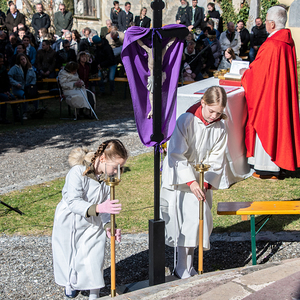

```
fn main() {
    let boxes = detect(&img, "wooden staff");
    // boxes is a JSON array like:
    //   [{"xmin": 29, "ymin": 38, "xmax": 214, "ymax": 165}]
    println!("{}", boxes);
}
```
[
  {"xmin": 110, "ymin": 184, "xmax": 116, "ymax": 297},
  {"xmin": 105, "ymin": 176, "xmax": 120, "ymax": 297},
  {"xmin": 194, "ymin": 163, "xmax": 210, "ymax": 274}
]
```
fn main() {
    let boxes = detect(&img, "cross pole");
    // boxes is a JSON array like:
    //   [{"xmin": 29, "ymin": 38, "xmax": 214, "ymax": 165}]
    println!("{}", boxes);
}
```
[{"xmin": 149, "ymin": 0, "xmax": 188, "ymax": 286}]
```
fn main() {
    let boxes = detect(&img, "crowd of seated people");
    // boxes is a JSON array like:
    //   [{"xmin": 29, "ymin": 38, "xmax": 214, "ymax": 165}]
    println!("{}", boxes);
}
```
[{"xmin": 0, "ymin": 0, "xmax": 264, "ymax": 124}]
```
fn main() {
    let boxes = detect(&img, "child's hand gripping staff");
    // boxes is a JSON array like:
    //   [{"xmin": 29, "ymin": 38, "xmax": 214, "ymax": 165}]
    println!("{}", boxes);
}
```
[
  {"xmin": 193, "ymin": 163, "xmax": 210, "ymax": 275},
  {"xmin": 96, "ymin": 199, "xmax": 122, "ymax": 243}
]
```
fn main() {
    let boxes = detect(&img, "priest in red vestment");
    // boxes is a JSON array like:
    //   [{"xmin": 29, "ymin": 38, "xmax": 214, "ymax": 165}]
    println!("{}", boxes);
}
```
[{"xmin": 241, "ymin": 5, "xmax": 300, "ymax": 179}]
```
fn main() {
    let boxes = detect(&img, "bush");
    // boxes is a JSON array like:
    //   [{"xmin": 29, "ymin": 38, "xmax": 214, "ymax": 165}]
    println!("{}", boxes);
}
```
[
  {"xmin": 220, "ymin": 0, "xmax": 250, "ymax": 27},
  {"xmin": 260, "ymin": 0, "xmax": 279, "ymax": 21},
  {"xmin": 0, "ymin": 0, "xmax": 7, "ymax": 13}
]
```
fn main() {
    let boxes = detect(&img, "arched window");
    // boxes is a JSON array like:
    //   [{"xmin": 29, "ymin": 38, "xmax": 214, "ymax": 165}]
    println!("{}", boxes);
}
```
[{"xmin": 74, "ymin": 0, "xmax": 97, "ymax": 17}]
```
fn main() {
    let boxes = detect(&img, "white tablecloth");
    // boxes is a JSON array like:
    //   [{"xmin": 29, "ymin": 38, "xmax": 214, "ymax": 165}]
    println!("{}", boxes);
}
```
[{"xmin": 176, "ymin": 77, "xmax": 253, "ymax": 189}]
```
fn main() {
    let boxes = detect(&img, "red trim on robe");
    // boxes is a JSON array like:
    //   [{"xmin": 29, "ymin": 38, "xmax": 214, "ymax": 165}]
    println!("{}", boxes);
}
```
[
  {"xmin": 186, "ymin": 103, "xmax": 217, "ymax": 189},
  {"xmin": 186, "ymin": 181, "xmax": 211, "ymax": 190},
  {"xmin": 186, "ymin": 102, "xmax": 221, "ymax": 125}
]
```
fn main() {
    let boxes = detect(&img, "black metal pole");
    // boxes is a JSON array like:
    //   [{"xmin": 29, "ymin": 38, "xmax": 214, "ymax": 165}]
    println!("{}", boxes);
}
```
[{"xmin": 149, "ymin": 0, "xmax": 166, "ymax": 286}]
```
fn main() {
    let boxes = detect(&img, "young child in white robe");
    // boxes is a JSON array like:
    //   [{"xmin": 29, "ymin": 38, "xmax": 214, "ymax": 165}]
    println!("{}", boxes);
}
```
[
  {"xmin": 160, "ymin": 86, "xmax": 228, "ymax": 279},
  {"xmin": 52, "ymin": 139, "xmax": 128, "ymax": 299}
]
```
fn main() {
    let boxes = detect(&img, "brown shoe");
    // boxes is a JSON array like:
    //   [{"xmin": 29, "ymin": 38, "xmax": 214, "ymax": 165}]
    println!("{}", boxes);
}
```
[
  {"xmin": 252, "ymin": 172, "xmax": 261, "ymax": 179},
  {"xmin": 252, "ymin": 172, "xmax": 279, "ymax": 180}
]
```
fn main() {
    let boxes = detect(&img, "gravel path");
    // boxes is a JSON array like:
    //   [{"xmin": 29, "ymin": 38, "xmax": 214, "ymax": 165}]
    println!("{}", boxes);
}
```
[
  {"xmin": 1, "ymin": 119, "xmax": 300, "ymax": 299},
  {"xmin": 2, "ymin": 233, "xmax": 300, "ymax": 299},
  {"xmin": 0, "ymin": 118, "xmax": 151, "ymax": 195}
]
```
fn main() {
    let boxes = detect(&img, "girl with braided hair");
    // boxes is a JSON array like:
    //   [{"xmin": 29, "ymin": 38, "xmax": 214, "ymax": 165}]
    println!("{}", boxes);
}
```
[{"xmin": 52, "ymin": 139, "xmax": 128, "ymax": 299}]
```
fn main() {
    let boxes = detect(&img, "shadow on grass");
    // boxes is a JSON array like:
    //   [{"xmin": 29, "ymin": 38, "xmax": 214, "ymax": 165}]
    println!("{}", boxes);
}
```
[
  {"xmin": 286, "ymin": 168, "xmax": 300, "ymax": 179},
  {"xmin": 0, "ymin": 191, "xmax": 62, "ymax": 216}
]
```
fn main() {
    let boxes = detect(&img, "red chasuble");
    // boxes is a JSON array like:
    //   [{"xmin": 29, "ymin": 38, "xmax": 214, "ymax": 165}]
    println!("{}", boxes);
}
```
[{"xmin": 241, "ymin": 29, "xmax": 300, "ymax": 171}]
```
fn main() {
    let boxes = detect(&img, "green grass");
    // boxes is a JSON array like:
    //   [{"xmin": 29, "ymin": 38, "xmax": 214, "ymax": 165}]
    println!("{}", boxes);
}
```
[
  {"xmin": 1, "ymin": 152, "xmax": 300, "ymax": 236},
  {"xmin": 1, "ymin": 63, "xmax": 300, "ymax": 236},
  {"xmin": 0, "ymin": 152, "xmax": 154, "ymax": 235}
]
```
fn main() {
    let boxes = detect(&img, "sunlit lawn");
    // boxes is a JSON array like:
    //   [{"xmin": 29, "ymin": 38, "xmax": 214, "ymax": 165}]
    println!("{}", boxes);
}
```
[{"xmin": 0, "ymin": 63, "xmax": 299, "ymax": 236}]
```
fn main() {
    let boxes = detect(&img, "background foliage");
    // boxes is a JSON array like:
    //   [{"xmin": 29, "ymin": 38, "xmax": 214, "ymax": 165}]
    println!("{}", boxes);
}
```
[
  {"xmin": 260, "ymin": 0, "xmax": 279, "ymax": 21},
  {"xmin": 0, "ymin": 0, "xmax": 7, "ymax": 13},
  {"xmin": 220, "ymin": 0, "xmax": 250, "ymax": 26}
]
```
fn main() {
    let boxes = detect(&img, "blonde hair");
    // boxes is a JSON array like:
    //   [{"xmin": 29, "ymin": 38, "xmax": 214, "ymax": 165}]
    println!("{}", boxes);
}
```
[
  {"xmin": 202, "ymin": 86, "xmax": 227, "ymax": 120},
  {"xmin": 82, "ymin": 139, "xmax": 128, "ymax": 176}
]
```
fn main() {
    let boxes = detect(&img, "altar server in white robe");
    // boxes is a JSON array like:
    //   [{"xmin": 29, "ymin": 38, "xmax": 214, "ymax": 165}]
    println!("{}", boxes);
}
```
[
  {"xmin": 160, "ymin": 86, "xmax": 228, "ymax": 279},
  {"xmin": 52, "ymin": 139, "xmax": 128, "ymax": 299}
]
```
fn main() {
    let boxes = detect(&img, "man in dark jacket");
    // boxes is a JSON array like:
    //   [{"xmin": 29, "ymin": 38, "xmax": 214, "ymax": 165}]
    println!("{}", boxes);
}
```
[
  {"xmin": 236, "ymin": 20, "xmax": 250, "ymax": 56},
  {"xmin": 36, "ymin": 40, "xmax": 56, "ymax": 78},
  {"xmin": 5, "ymin": 4, "xmax": 25, "ymax": 34},
  {"xmin": 0, "ymin": 9, "xmax": 5, "ymax": 29},
  {"xmin": 93, "ymin": 35, "xmax": 117, "ymax": 95},
  {"xmin": 56, "ymin": 40, "xmax": 76, "ymax": 69},
  {"xmin": 187, "ymin": 0, "xmax": 204, "ymax": 31},
  {"xmin": 0, "ymin": 53, "xmax": 18, "ymax": 123},
  {"xmin": 54, "ymin": 3, "xmax": 73, "ymax": 37},
  {"xmin": 118, "ymin": 2, "xmax": 133, "ymax": 32},
  {"xmin": 183, "ymin": 41, "xmax": 203, "ymax": 81},
  {"xmin": 249, "ymin": 17, "xmax": 268, "ymax": 62},
  {"xmin": 0, "ymin": 31, "xmax": 8, "ymax": 57},
  {"xmin": 176, "ymin": 0, "xmax": 189, "ymax": 26},
  {"xmin": 31, "ymin": 3, "xmax": 50, "ymax": 38}
]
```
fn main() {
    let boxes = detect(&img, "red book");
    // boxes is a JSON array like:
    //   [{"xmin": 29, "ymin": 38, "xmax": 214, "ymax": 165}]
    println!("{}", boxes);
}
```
[{"xmin": 219, "ymin": 79, "xmax": 242, "ymax": 87}]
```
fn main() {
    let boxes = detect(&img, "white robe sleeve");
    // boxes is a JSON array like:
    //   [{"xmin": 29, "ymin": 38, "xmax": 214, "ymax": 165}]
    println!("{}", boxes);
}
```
[
  {"xmin": 205, "ymin": 127, "xmax": 228, "ymax": 188},
  {"xmin": 64, "ymin": 165, "xmax": 93, "ymax": 217},
  {"xmin": 168, "ymin": 113, "xmax": 197, "ymax": 185}
]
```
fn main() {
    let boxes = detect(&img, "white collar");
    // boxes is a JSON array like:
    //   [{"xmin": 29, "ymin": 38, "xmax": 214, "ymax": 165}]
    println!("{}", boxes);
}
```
[{"xmin": 268, "ymin": 29, "xmax": 280, "ymax": 38}]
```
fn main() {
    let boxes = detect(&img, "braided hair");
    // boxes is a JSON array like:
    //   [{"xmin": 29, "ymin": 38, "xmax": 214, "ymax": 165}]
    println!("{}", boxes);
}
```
[{"xmin": 83, "ymin": 139, "xmax": 128, "ymax": 176}]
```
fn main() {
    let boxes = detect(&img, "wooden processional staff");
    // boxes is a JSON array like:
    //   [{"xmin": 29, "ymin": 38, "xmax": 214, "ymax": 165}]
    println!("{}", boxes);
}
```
[
  {"xmin": 105, "ymin": 164, "xmax": 121, "ymax": 297},
  {"xmin": 194, "ymin": 162, "xmax": 210, "ymax": 274}
]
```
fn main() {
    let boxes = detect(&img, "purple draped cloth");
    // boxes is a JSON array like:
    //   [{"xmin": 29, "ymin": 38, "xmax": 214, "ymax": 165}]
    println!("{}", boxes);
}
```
[{"xmin": 121, "ymin": 24, "xmax": 186, "ymax": 147}]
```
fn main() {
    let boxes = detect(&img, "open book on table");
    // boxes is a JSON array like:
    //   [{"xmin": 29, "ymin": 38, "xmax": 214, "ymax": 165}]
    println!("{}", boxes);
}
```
[{"xmin": 224, "ymin": 60, "xmax": 250, "ymax": 80}]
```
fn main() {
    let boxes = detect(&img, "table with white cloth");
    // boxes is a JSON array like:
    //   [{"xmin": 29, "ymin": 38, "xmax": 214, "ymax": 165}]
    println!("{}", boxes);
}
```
[{"xmin": 176, "ymin": 77, "xmax": 253, "ymax": 189}]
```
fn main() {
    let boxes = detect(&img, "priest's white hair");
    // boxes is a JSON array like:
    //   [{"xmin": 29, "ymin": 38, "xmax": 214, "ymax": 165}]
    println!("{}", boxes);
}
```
[{"xmin": 267, "ymin": 6, "xmax": 287, "ymax": 30}]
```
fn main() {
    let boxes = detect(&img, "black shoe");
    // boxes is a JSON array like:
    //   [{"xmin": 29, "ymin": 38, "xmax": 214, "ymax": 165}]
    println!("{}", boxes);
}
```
[{"xmin": 84, "ymin": 114, "xmax": 94, "ymax": 119}]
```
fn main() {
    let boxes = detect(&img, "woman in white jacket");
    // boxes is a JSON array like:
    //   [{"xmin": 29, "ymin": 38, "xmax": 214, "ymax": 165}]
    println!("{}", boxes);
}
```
[
  {"xmin": 52, "ymin": 139, "xmax": 128, "ymax": 299},
  {"xmin": 58, "ymin": 61, "xmax": 96, "ymax": 118},
  {"xmin": 160, "ymin": 86, "xmax": 228, "ymax": 279}
]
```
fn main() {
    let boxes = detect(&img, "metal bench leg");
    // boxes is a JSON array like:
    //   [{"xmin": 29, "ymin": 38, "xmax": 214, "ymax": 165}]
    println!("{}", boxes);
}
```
[
  {"xmin": 250, "ymin": 215, "xmax": 257, "ymax": 265},
  {"xmin": 124, "ymin": 82, "xmax": 127, "ymax": 99}
]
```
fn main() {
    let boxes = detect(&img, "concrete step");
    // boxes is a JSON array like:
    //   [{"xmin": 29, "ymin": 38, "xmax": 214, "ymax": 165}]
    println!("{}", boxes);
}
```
[{"xmin": 98, "ymin": 257, "xmax": 300, "ymax": 299}]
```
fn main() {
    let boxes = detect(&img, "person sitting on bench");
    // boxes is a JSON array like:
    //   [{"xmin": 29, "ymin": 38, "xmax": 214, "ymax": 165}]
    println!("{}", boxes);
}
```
[
  {"xmin": 58, "ymin": 61, "xmax": 96, "ymax": 119},
  {"xmin": 8, "ymin": 53, "xmax": 37, "ymax": 120}
]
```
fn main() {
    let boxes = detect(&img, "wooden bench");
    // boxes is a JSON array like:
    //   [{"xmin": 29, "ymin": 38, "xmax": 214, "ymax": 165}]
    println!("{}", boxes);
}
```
[
  {"xmin": 39, "ymin": 78, "xmax": 101, "ymax": 83},
  {"xmin": 217, "ymin": 201, "xmax": 300, "ymax": 265},
  {"xmin": 5, "ymin": 95, "xmax": 58, "ymax": 124}
]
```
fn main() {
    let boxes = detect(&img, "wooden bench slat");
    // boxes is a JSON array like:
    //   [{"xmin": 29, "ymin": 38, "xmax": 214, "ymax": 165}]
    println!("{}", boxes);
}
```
[
  {"xmin": 217, "ymin": 201, "xmax": 300, "ymax": 215},
  {"xmin": 39, "ymin": 78, "xmax": 101, "ymax": 83},
  {"xmin": 114, "ymin": 77, "xmax": 128, "ymax": 82},
  {"xmin": 6, "ymin": 95, "xmax": 57, "ymax": 104}
]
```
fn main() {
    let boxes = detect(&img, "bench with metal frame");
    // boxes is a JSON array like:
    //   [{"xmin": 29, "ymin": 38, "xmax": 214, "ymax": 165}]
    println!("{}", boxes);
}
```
[{"xmin": 217, "ymin": 200, "xmax": 300, "ymax": 265}]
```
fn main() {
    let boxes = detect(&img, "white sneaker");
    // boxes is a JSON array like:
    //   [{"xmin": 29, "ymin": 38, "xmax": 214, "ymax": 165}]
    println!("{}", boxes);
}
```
[{"xmin": 174, "ymin": 267, "xmax": 191, "ymax": 279}]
